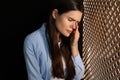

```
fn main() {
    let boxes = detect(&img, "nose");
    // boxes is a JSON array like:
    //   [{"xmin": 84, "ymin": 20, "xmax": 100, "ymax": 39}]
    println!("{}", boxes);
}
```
[{"xmin": 72, "ymin": 22, "xmax": 77, "ymax": 29}]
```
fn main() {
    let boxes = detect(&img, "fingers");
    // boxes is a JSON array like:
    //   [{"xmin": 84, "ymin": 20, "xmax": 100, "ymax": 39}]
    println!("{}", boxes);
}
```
[
  {"xmin": 75, "ymin": 25, "xmax": 80, "ymax": 39},
  {"xmin": 75, "ymin": 25, "xmax": 79, "ymax": 35},
  {"xmin": 70, "ymin": 25, "xmax": 80, "ymax": 47},
  {"xmin": 72, "ymin": 25, "xmax": 78, "ymax": 34}
]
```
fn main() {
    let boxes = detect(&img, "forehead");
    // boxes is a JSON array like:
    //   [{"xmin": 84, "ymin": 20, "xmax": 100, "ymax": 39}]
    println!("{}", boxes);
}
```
[{"xmin": 61, "ymin": 10, "xmax": 82, "ymax": 22}]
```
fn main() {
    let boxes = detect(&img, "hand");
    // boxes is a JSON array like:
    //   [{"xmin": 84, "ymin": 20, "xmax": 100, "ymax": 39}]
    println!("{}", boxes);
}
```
[
  {"xmin": 70, "ymin": 25, "xmax": 80, "ymax": 56},
  {"xmin": 70, "ymin": 25, "xmax": 80, "ymax": 47}
]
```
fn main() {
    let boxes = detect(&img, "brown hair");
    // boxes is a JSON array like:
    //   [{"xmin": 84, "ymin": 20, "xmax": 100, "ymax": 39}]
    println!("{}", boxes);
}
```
[{"xmin": 45, "ymin": 0, "xmax": 84, "ymax": 79}]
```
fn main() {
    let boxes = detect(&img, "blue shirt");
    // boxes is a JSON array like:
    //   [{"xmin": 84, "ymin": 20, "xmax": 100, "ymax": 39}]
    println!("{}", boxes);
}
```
[{"xmin": 23, "ymin": 23, "xmax": 85, "ymax": 80}]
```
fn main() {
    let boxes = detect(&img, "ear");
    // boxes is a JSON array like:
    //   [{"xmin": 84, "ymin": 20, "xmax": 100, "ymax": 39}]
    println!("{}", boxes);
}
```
[{"xmin": 52, "ymin": 9, "xmax": 58, "ymax": 19}]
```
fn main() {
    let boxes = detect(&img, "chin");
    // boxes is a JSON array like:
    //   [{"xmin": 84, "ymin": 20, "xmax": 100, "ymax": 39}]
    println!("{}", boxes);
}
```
[
  {"xmin": 62, "ymin": 32, "xmax": 71, "ymax": 37},
  {"xmin": 64, "ymin": 34, "xmax": 70, "ymax": 37}
]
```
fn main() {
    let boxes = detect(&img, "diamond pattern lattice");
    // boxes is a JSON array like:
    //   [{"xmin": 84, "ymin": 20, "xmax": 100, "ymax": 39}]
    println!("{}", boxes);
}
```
[{"xmin": 82, "ymin": 0, "xmax": 120, "ymax": 80}]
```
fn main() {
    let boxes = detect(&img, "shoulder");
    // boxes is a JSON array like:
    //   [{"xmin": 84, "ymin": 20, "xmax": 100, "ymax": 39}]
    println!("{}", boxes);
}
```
[{"xmin": 24, "ymin": 23, "xmax": 47, "ymax": 46}]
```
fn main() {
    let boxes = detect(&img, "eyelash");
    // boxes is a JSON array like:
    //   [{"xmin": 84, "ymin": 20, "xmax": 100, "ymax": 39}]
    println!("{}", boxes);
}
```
[
  {"xmin": 68, "ymin": 18, "xmax": 73, "ymax": 21},
  {"xmin": 68, "ymin": 18, "xmax": 80, "ymax": 26}
]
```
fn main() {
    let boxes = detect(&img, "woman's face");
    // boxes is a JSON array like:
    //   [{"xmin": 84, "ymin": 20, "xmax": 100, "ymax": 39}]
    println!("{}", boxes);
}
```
[{"xmin": 53, "ymin": 10, "xmax": 82, "ymax": 37}]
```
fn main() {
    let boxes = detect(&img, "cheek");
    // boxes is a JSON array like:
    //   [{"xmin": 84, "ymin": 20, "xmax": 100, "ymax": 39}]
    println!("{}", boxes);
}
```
[
  {"xmin": 61, "ymin": 19, "xmax": 70, "ymax": 28},
  {"xmin": 57, "ymin": 19, "xmax": 67, "ymax": 28},
  {"xmin": 56, "ymin": 16, "xmax": 70, "ymax": 32}
]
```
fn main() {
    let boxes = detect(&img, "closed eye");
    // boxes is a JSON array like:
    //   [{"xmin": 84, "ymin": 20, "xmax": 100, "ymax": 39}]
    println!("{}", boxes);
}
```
[
  {"xmin": 68, "ymin": 17, "xmax": 80, "ymax": 26},
  {"xmin": 68, "ymin": 17, "xmax": 75, "ymax": 22}
]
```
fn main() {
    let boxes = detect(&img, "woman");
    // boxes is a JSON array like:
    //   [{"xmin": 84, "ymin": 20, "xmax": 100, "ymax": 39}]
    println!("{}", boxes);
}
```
[{"xmin": 23, "ymin": 0, "xmax": 85, "ymax": 80}]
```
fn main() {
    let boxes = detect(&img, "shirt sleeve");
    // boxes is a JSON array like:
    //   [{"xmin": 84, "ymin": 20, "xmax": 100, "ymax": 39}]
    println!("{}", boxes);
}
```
[
  {"xmin": 72, "ymin": 53, "xmax": 85, "ymax": 80},
  {"xmin": 23, "ymin": 35, "xmax": 43, "ymax": 80}
]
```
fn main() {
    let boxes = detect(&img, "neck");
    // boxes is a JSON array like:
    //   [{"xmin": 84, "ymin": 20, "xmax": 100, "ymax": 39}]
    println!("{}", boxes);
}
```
[{"xmin": 57, "ymin": 32, "xmax": 61, "ymax": 42}]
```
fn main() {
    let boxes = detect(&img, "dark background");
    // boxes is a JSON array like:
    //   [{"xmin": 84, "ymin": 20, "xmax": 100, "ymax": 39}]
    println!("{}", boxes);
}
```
[
  {"xmin": 1, "ymin": 0, "xmax": 83, "ymax": 80},
  {"xmin": 1, "ymin": 0, "xmax": 48, "ymax": 80}
]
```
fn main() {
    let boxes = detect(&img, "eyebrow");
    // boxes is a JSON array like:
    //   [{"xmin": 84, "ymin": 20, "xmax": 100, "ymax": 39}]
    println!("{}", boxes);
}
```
[{"xmin": 69, "ymin": 17, "xmax": 80, "ymax": 23}]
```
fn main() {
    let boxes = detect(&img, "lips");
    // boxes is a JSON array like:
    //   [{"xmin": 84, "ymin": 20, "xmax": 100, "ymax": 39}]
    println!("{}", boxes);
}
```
[{"xmin": 67, "ymin": 30, "xmax": 72, "ymax": 34}]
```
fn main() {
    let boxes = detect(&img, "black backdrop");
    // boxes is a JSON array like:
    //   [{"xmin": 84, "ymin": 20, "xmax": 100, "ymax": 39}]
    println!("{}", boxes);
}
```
[
  {"xmin": 1, "ymin": 0, "xmax": 48, "ymax": 80},
  {"xmin": 1, "ymin": 0, "xmax": 83, "ymax": 80}
]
